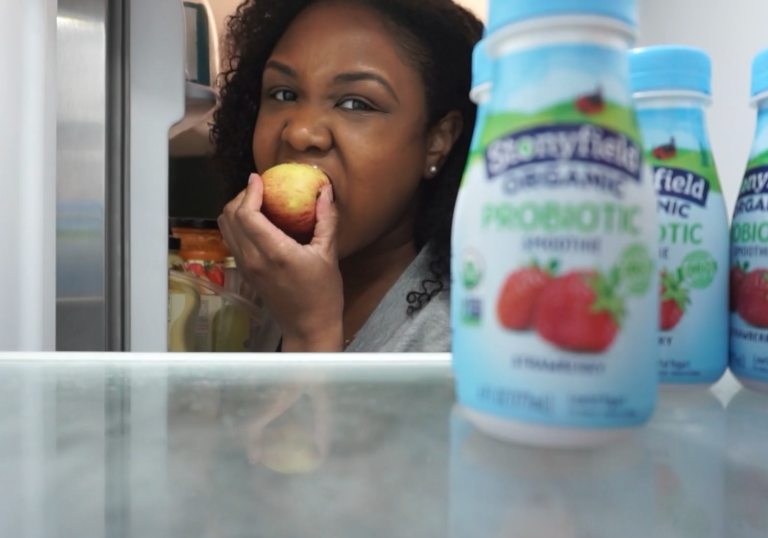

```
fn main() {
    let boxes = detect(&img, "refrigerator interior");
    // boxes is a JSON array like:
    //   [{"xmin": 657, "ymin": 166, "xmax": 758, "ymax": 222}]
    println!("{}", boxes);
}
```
[{"xmin": 43, "ymin": 0, "xmax": 768, "ymax": 351}]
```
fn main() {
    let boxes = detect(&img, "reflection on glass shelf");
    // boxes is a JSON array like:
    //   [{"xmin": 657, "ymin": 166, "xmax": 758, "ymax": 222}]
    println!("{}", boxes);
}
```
[
  {"xmin": 643, "ymin": 389, "xmax": 726, "ymax": 538},
  {"xmin": 450, "ymin": 406, "xmax": 653, "ymax": 538},
  {"xmin": 162, "ymin": 365, "xmax": 454, "ymax": 538},
  {"xmin": 727, "ymin": 390, "xmax": 768, "ymax": 538},
  {"xmin": 0, "ymin": 361, "xmax": 766, "ymax": 537}
]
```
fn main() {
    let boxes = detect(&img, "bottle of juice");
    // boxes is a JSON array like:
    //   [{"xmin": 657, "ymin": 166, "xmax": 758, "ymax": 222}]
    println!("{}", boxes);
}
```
[
  {"xmin": 629, "ymin": 46, "xmax": 728, "ymax": 387},
  {"xmin": 452, "ymin": 36, "xmax": 492, "ymax": 373},
  {"xmin": 730, "ymin": 48, "xmax": 768, "ymax": 395},
  {"xmin": 452, "ymin": 0, "xmax": 658, "ymax": 448}
]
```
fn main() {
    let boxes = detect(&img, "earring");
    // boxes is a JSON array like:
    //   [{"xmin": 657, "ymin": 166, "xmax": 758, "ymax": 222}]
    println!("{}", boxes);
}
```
[{"xmin": 429, "ymin": 165, "xmax": 438, "ymax": 175}]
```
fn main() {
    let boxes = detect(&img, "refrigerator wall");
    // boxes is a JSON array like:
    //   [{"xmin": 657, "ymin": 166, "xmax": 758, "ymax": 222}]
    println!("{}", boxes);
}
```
[
  {"xmin": 0, "ymin": 0, "xmax": 56, "ymax": 351},
  {"xmin": 638, "ymin": 0, "xmax": 768, "ymax": 215}
]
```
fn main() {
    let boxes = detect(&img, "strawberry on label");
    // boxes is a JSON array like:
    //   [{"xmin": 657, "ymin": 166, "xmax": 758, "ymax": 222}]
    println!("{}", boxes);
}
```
[
  {"xmin": 660, "ymin": 270, "xmax": 690, "ymax": 332},
  {"xmin": 737, "ymin": 269, "xmax": 768, "ymax": 328},
  {"xmin": 533, "ymin": 270, "xmax": 625, "ymax": 354},
  {"xmin": 730, "ymin": 263, "xmax": 748, "ymax": 312},
  {"xmin": 497, "ymin": 260, "xmax": 557, "ymax": 331}
]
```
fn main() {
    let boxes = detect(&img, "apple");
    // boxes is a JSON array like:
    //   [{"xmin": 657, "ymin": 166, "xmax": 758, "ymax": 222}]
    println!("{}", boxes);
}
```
[{"xmin": 260, "ymin": 163, "xmax": 331, "ymax": 243}]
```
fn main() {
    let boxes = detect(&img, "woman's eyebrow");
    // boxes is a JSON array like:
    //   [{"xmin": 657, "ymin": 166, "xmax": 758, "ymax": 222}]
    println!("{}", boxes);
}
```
[
  {"xmin": 264, "ymin": 60, "xmax": 298, "ymax": 79},
  {"xmin": 333, "ymin": 71, "xmax": 399, "ymax": 103}
]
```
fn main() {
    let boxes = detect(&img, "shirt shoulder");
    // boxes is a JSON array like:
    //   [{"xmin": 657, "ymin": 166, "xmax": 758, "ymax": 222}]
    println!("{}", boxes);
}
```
[
  {"xmin": 346, "ymin": 246, "xmax": 451, "ymax": 353},
  {"xmin": 380, "ymin": 291, "xmax": 451, "ymax": 352}
]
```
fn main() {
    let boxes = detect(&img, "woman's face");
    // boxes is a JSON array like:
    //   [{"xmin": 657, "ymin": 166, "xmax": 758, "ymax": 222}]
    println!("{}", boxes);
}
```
[{"xmin": 253, "ymin": 0, "xmax": 434, "ymax": 259}]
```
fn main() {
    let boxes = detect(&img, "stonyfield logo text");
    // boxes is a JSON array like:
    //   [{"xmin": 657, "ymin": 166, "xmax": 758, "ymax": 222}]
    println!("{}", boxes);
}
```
[
  {"xmin": 485, "ymin": 124, "xmax": 642, "ymax": 198},
  {"xmin": 739, "ymin": 165, "xmax": 768, "ymax": 198},
  {"xmin": 735, "ymin": 165, "xmax": 768, "ymax": 216},
  {"xmin": 654, "ymin": 167, "xmax": 709, "ymax": 207}
]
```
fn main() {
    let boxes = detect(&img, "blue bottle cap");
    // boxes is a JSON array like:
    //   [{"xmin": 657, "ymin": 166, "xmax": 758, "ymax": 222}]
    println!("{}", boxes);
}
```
[
  {"xmin": 629, "ymin": 46, "xmax": 711, "ymax": 96},
  {"xmin": 487, "ymin": 0, "xmax": 637, "ymax": 35},
  {"xmin": 752, "ymin": 48, "xmax": 768, "ymax": 98},
  {"xmin": 472, "ymin": 39, "xmax": 493, "ymax": 90}
]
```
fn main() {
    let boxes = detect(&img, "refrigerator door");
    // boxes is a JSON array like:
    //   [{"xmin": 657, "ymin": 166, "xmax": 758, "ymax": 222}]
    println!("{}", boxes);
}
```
[
  {"xmin": 57, "ymin": 0, "xmax": 116, "ymax": 351},
  {"xmin": 128, "ymin": 0, "xmax": 185, "ymax": 351},
  {"xmin": 55, "ymin": 0, "xmax": 185, "ymax": 351}
]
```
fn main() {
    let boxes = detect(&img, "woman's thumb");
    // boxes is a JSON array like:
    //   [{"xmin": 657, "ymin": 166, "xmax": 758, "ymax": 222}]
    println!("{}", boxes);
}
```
[{"xmin": 311, "ymin": 185, "xmax": 338, "ymax": 253}]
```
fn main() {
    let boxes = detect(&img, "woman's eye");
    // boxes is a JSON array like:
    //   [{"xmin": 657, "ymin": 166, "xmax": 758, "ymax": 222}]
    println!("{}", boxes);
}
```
[
  {"xmin": 339, "ymin": 98, "xmax": 374, "ymax": 111},
  {"xmin": 273, "ymin": 90, "xmax": 297, "ymax": 102}
]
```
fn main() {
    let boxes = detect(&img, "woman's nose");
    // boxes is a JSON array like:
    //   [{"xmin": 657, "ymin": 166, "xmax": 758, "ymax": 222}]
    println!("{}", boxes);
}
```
[{"xmin": 281, "ymin": 105, "xmax": 332, "ymax": 154}]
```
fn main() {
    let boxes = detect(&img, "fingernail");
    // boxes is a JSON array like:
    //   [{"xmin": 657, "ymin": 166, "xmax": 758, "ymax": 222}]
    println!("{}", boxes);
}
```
[
  {"xmin": 248, "ymin": 173, "xmax": 257, "ymax": 185},
  {"xmin": 326, "ymin": 185, "xmax": 334, "ymax": 202}
]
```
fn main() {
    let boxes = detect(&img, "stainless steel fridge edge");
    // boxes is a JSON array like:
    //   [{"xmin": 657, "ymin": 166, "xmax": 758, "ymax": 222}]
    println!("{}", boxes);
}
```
[
  {"xmin": 57, "ymin": 0, "xmax": 110, "ymax": 351},
  {"xmin": 107, "ymin": 0, "xmax": 129, "ymax": 351}
]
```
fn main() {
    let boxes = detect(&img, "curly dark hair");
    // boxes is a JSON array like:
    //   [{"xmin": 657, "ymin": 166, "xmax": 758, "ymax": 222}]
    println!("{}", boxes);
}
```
[{"xmin": 211, "ymin": 0, "xmax": 483, "ymax": 314}]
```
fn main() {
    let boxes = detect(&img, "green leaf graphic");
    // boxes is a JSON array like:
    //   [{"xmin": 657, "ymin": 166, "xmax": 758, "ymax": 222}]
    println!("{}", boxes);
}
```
[
  {"xmin": 617, "ymin": 243, "xmax": 654, "ymax": 296},
  {"xmin": 680, "ymin": 250, "xmax": 718, "ymax": 290}
]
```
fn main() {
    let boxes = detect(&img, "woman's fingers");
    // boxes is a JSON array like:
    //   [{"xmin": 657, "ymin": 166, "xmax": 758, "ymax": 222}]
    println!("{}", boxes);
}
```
[
  {"xmin": 219, "ymin": 184, "xmax": 250, "ymax": 255},
  {"xmin": 239, "ymin": 173, "xmax": 264, "ymax": 213},
  {"xmin": 236, "ymin": 173, "xmax": 294, "ymax": 256},
  {"xmin": 237, "ymin": 212, "xmax": 288, "ymax": 264},
  {"xmin": 310, "ymin": 185, "xmax": 338, "ymax": 255},
  {"xmin": 218, "ymin": 173, "xmax": 286, "ymax": 269},
  {"xmin": 219, "ymin": 173, "xmax": 265, "ymax": 254},
  {"xmin": 218, "ymin": 207, "xmax": 238, "ymax": 257}
]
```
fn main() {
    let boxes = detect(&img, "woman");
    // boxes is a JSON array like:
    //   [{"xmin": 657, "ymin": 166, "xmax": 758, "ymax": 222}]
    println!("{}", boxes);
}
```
[{"xmin": 214, "ymin": 0, "xmax": 483, "ymax": 352}]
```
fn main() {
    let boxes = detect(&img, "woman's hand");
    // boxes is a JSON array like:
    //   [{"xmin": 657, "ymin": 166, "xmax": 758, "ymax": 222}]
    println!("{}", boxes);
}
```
[{"xmin": 218, "ymin": 173, "xmax": 344, "ymax": 352}]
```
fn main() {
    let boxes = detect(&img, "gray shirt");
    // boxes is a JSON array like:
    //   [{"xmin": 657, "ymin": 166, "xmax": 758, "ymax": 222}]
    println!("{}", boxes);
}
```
[{"xmin": 345, "ymin": 247, "xmax": 451, "ymax": 353}]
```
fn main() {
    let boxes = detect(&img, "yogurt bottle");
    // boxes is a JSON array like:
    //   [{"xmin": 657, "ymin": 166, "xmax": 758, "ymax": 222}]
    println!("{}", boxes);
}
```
[
  {"xmin": 468, "ymin": 38, "xmax": 493, "ymax": 159},
  {"xmin": 730, "ymin": 48, "xmax": 768, "ymax": 395},
  {"xmin": 630, "ymin": 46, "xmax": 729, "ymax": 387},
  {"xmin": 451, "ymin": 0, "xmax": 659, "ymax": 448}
]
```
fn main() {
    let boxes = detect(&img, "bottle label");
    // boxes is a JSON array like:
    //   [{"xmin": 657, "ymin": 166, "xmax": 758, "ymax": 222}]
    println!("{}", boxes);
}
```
[
  {"xmin": 636, "ymin": 107, "xmax": 728, "ymax": 383},
  {"xmin": 452, "ymin": 44, "xmax": 658, "ymax": 429},
  {"xmin": 730, "ymin": 108, "xmax": 768, "ymax": 383}
]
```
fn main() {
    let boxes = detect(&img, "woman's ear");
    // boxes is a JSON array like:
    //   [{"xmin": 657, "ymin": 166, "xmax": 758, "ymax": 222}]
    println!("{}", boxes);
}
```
[{"xmin": 424, "ymin": 110, "xmax": 464, "ymax": 179}]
